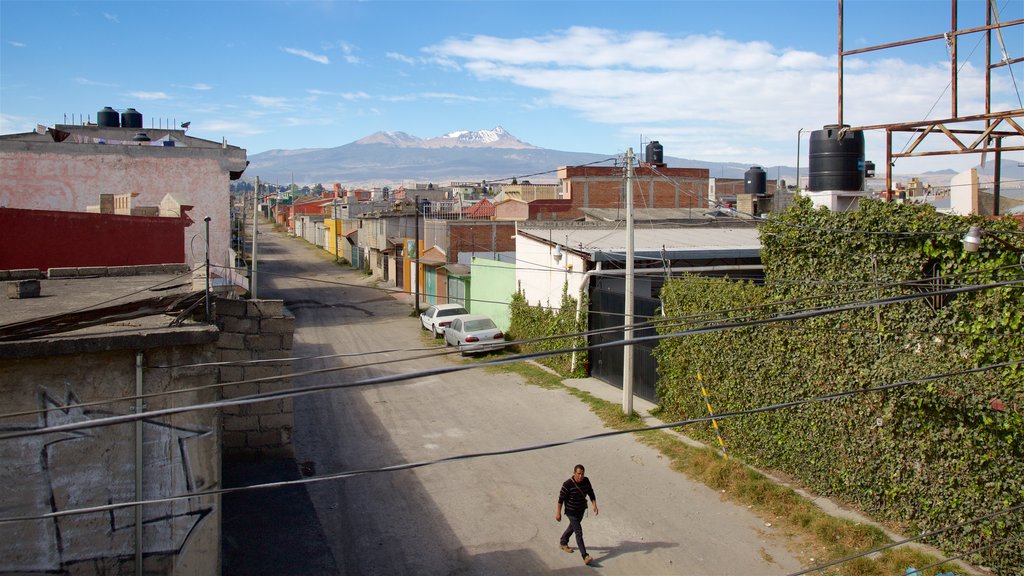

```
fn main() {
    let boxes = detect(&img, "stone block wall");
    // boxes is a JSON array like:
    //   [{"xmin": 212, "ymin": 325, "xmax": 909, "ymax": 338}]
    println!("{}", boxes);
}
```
[{"xmin": 215, "ymin": 298, "xmax": 295, "ymax": 459}]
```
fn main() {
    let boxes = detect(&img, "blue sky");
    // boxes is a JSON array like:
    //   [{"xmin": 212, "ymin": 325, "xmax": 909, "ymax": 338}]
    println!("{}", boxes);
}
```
[{"xmin": 2, "ymin": 0, "xmax": 1021, "ymax": 175}]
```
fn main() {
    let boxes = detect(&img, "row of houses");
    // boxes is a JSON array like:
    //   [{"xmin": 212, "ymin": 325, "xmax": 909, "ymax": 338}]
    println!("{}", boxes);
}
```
[{"xmin": 271, "ymin": 159, "xmax": 778, "ymax": 402}]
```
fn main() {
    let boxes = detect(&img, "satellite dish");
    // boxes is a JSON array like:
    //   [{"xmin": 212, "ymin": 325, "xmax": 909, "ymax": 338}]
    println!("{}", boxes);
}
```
[{"xmin": 180, "ymin": 121, "xmax": 191, "ymax": 129}]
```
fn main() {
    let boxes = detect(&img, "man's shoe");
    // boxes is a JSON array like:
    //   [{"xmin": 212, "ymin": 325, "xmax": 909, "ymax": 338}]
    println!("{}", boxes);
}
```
[
  {"xmin": 583, "ymin": 554, "xmax": 593, "ymax": 565},
  {"xmin": 560, "ymin": 544, "xmax": 573, "ymax": 553}
]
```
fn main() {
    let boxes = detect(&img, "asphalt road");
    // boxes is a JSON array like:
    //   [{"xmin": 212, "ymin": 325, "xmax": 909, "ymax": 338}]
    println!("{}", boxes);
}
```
[{"xmin": 252, "ymin": 228, "xmax": 803, "ymax": 575}]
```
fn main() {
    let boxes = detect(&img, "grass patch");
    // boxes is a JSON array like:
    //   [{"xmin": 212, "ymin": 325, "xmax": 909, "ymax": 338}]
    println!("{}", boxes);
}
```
[{"xmin": 496, "ymin": 360, "xmax": 959, "ymax": 576}]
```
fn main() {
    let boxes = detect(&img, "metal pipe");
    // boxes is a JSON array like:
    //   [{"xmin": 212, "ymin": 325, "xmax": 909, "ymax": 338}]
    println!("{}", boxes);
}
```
[
  {"xmin": 204, "ymin": 216, "xmax": 211, "ymax": 321},
  {"xmin": 886, "ymin": 131, "xmax": 893, "ymax": 202},
  {"xmin": 134, "ymin": 351, "xmax": 144, "ymax": 575},
  {"xmin": 838, "ymin": 0, "xmax": 844, "ymax": 127},
  {"xmin": 994, "ymin": 136, "xmax": 1002, "ymax": 215},
  {"xmin": 841, "ymin": 18, "xmax": 1024, "ymax": 56},
  {"xmin": 952, "ymin": 0, "xmax": 958, "ymax": 117}
]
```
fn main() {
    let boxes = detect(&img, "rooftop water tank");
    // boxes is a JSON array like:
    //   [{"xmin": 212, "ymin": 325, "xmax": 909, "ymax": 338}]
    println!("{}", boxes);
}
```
[
  {"xmin": 808, "ymin": 124, "xmax": 865, "ymax": 192},
  {"xmin": 646, "ymin": 140, "xmax": 664, "ymax": 165},
  {"xmin": 121, "ymin": 108, "xmax": 143, "ymax": 129},
  {"xmin": 744, "ymin": 166, "xmax": 767, "ymax": 196},
  {"xmin": 97, "ymin": 106, "xmax": 120, "ymax": 127}
]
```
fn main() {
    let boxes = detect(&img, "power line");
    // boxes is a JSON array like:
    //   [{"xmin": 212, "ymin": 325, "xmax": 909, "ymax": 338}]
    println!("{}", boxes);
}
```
[
  {"xmin": 789, "ymin": 502, "xmax": 1024, "ymax": 575},
  {"xmin": 5, "ymin": 262, "xmax": 1019, "ymax": 424},
  {"xmin": 902, "ymin": 534, "xmax": 1020, "ymax": 576},
  {"xmin": 0, "ymin": 360, "xmax": 1016, "ymax": 525},
  {"xmin": 1, "ymin": 278, "xmax": 1019, "ymax": 441}
]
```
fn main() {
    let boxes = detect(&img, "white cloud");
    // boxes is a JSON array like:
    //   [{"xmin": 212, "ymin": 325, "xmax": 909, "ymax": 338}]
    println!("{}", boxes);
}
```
[
  {"xmin": 75, "ymin": 77, "xmax": 118, "ymax": 87},
  {"xmin": 421, "ymin": 92, "xmax": 483, "ymax": 103},
  {"xmin": 103, "ymin": 12, "xmax": 119, "ymax": 24},
  {"xmin": 248, "ymin": 95, "xmax": 292, "ymax": 110},
  {"xmin": 386, "ymin": 52, "xmax": 417, "ymax": 65},
  {"xmin": 0, "ymin": 113, "xmax": 34, "ymax": 135},
  {"xmin": 191, "ymin": 83, "xmax": 212, "ymax": 91},
  {"xmin": 425, "ymin": 26, "xmax": 1004, "ymax": 168},
  {"xmin": 332, "ymin": 41, "xmax": 362, "ymax": 64},
  {"xmin": 283, "ymin": 47, "xmax": 330, "ymax": 65},
  {"xmin": 7, "ymin": 41, "xmax": 26, "ymax": 48},
  {"xmin": 128, "ymin": 91, "xmax": 170, "ymax": 101},
  {"xmin": 282, "ymin": 116, "xmax": 335, "ymax": 127},
  {"xmin": 307, "ymin": 89, "xmax": 370, "ymax": 100}
]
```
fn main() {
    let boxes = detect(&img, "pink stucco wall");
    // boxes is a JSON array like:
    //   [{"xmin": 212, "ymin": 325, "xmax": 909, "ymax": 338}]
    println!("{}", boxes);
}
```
[{"xmin": 0, "ymin": 149, "xmax": 235, "ymax": 270}]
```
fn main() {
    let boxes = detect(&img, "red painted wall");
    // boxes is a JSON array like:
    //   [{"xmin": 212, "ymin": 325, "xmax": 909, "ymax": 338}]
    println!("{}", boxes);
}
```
[{"xmin": 0, "ymin": 207, "xmax": 192, "ymax": 271}]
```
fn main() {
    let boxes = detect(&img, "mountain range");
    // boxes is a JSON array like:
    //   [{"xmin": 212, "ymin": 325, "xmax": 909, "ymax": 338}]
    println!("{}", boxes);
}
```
[{"xmin": 245, "ymin": 127, "xmax": 1023, "ymax": 191}]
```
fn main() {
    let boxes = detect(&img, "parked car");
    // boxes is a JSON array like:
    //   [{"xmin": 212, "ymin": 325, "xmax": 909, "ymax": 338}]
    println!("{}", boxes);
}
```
[
  {"xmin": 420, "ymin": 303, "xmax": 469, "ymax": 338},
  {"xmin": 443, "ymin": 314, "xmax": 506, "ymax": 356}
]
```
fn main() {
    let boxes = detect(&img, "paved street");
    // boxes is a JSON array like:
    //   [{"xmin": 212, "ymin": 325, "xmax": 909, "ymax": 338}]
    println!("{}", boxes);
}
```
[{"xmin": 251, "ymin": 228, "xmax": 803, "ymax": 575}]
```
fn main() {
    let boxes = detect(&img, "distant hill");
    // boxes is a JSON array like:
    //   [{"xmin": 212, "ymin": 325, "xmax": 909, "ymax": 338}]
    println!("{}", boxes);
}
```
[
  {"xmin": 245, "ymin": 127, "xmax": 789, "ymax": 187},
  {"xmin": 244, "ymin": 127, "xmax": 1021, "ymax": 190}
]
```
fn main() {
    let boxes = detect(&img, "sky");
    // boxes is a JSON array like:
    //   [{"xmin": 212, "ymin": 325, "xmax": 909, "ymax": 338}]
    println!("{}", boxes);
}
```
[{"xmin": 1, "ymin": 0, "xmax": 1022, "ymax": 177}]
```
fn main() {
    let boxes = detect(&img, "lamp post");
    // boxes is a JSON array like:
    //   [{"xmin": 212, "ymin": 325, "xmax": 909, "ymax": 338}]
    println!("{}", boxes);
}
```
[{"xmin": 796, "ymin": 128, "xmax": 807, "ymax": 194}]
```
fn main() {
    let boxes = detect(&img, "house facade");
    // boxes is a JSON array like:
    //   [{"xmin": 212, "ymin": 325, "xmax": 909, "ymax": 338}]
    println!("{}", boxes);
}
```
[{"xmin": 0, "ymin": 120, "xmax": 247, "ymax": 278}]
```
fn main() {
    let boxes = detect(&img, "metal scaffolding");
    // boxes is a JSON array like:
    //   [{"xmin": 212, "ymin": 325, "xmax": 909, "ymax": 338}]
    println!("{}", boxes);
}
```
[{"xmin": 837, "ymin": 0, "xmax": 1024, "ymax": 211}]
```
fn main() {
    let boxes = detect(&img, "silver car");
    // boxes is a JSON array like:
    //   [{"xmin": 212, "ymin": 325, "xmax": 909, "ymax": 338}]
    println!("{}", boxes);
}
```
[
  {"xmin": 419, "ymin": 303, "xmax": 469, "ymax": 338},
  {"xmin": 443, "ymin": 314, "xmax": 506, "ymax": 356}
]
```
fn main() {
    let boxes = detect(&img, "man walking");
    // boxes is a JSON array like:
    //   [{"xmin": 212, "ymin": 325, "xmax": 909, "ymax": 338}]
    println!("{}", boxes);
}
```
[{"xmin": 556, "ymin": 464, "xmax": 598, "ymax": 565}]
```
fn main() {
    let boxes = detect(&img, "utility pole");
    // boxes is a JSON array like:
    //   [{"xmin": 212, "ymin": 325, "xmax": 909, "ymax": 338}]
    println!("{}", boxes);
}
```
[
  {"xmin": 414, "ymin": 194, "xmax": 421, "ymax": 314},
  {"xmin": 333, "ymin": 199, "xmax": 340, "ymax": 263},
  {"xmin": 252, "ymin": 176, "xmax": 259, "ymax": 299},
  {"xmin": 622, "ymin": 147, "xmax": 635, "ymax": 416}
]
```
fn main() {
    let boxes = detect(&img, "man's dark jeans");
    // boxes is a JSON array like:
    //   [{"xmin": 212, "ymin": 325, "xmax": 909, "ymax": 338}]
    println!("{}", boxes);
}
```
[{"xmin": 559, "ymin": 514, "xmax": 587, "ymax": 558}]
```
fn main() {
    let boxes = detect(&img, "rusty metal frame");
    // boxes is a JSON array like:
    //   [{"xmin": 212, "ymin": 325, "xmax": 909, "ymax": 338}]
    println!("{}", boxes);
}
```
[{"xmin": 837, "ymin": 0, "xmax": 1024, "ymax": 211}]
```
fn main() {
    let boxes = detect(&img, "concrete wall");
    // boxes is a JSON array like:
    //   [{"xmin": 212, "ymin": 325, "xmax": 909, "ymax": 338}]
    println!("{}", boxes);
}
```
[
  {"xmin": 0, "ymin": 144, "xmax": 243, "ymax": 272},
  {"xmin": 514, "ymin": 234, "xmax": 586, "ymax": 312},
  {"xmin": 469, "ymin": 257, "xmax": 515, "ymax": 331},
  {"xmin": 215, "ymin": 299, "xmax": 295, "ymax": 459},
  {"xmin": 0, "ymin": 332, "xmax": 221, "ymax": 575}
]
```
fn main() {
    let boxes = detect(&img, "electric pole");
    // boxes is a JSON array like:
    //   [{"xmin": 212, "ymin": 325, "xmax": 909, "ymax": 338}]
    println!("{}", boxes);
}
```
[
  {"xmin": 623, "ymin": 147, "xmax": 635, "ymax": 415},
  {"xmin": 252, "ymin": 176, "xmax": 259, "ymax": 299}
]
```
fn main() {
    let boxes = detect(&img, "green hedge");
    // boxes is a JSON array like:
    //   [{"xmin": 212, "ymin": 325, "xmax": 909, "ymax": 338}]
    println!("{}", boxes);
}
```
[
  {"xmin": 508, "ymin": 283, "xmax": 589, "ymax": 377},
  {"xmin": 654, "ymin": 198, "xmax": 1023, "ymax": 571}
]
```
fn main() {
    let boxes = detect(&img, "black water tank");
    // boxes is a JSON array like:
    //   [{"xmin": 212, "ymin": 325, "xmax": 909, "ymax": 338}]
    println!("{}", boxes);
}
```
[
  {"xmin": 808, "ymin": 124, "xmax": 864, "ymax": 192},
  {"xmin": 97, "ymin": 106, "xmax": 120, "ymax": 127},
  {"xmin": 121, "ymin": 108, "xmax": 143, "ymax": 129},
  {"xmin": 646, "ymin": 140, "xmax": 664, "ymax": 164},
  {"xmin": 744, "ymin": 166, "xmax": 767, "ymax": 196}
]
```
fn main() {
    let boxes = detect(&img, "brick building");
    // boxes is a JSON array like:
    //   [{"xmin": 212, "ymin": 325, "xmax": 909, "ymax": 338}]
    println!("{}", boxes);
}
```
[{"xmin": 557, "ymin": 164, "xmax": 710, "ymax": 219}]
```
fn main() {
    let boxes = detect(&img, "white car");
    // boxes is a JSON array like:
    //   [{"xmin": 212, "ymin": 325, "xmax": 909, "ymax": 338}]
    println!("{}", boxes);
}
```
[
  {"xmin": 419, "ymin": 303, "xmax": 469, "ymax": 338},
  {"xmin": 443, "ymin": 314, "xmax": 506, "ymax": 356}
]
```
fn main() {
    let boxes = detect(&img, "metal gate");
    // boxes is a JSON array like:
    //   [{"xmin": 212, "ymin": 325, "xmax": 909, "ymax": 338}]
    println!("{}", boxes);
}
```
[
  {"xmin": 425, "ymin": 267, "xmax": 437, "ymax": 305},
  {"xmin": 589, "ymin": 277, "xmax": 661, "ymax": 404}
]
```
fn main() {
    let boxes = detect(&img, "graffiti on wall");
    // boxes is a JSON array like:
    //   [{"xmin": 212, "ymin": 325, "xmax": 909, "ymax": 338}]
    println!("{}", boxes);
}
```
[{"xmin": 0, "ymin": 386, "xmax": 215, "ymax": 572}]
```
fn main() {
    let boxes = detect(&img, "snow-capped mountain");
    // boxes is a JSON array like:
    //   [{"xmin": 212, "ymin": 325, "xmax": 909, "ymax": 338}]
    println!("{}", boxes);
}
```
[{"xmin": 354, "ymin": 127, "xmax": 536, "ymax": 150}]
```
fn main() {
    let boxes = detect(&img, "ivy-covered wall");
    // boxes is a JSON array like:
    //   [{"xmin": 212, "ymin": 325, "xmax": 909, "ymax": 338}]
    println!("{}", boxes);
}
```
[
  {"xmin": 508, "ymin": 283, "xmax": 589, "ymax": 377},
  {"xmin": 654, "ymin": 198, "xmax": 1023, "ymax": 571}
]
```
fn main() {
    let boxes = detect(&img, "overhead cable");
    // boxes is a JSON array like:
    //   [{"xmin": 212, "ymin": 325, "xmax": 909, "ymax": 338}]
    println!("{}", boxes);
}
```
[
  {"xmin": 1, "ymin": 278, "xmax": 1020, "ymax": 441},
  {"xmin": 0, "ymin": 360, "xmax": 1017, "ymax": 525}
]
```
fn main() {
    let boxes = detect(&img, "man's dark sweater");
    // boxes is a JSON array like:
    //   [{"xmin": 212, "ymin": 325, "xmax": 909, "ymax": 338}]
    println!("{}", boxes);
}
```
[{"xmin": 558, "ymin": 476, "xmax": 596, "ymax": 517}]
